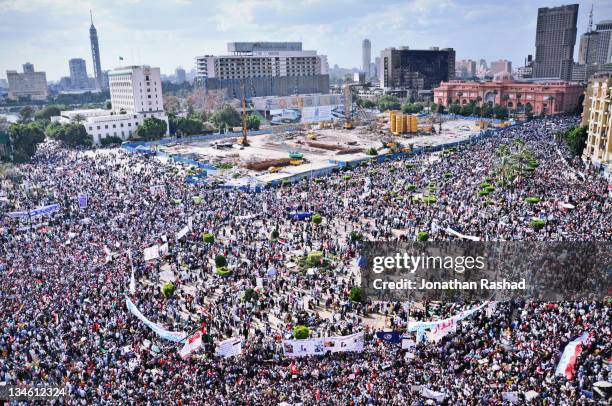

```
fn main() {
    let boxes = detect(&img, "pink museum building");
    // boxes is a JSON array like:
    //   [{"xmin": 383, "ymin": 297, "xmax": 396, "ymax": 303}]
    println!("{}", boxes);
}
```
[{"xmin": 433, "ymin": 73, "xmax": 584, "ymax": 115}]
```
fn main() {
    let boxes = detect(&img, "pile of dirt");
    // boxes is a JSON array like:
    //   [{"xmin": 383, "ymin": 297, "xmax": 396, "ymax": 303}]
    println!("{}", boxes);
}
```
[
  {"xmin": 244, "ymin": 158, "xmax": 294, "ymax": 171},
  {"xmin": 306, "ymin": 142, "xmax": 343, "ymax": 151},
  {"xmin": 336, "ymin": 147, "xmax": 364, "ymax": 155}
]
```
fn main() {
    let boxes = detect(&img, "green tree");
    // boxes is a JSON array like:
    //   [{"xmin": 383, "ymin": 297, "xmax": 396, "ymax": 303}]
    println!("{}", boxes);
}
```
[
  {"xmin": 563, "ymin": 125, "xmax": 588, "ymax": 156},
  {"xmin": 177, "ymin": 117, "xmax": 203, "ymax": 136},
  {"xmin": 377, "ymin": 95, "xmax": 401, "ymax": 112},
  {"xmin": 493, "ymin": 104, "xmax": 509, "ymax": 120},
  {"xmin": 481, "ymin": 104, "xmax": 494, "ymax": 118},
  {"xmin": 44, "ymin": 121, "xmax": 65, "ymax": 140},
  {"xmin": 246, "ymin": 114, "xmax": 261, "ymax": 130},
  {"xmin": 105, "ymin": 101, "xmax": 112, "ymax": 109},
  {"xmin": 357, "ymin": 98, "xmax": 376, "ymax": 109},
  {"xmin": 18, "ymin": 106, "xmax": 35, "ymax": 123},
  {"xmin": 401, "ymin": 103, "xmax": 424, "ymax": 114},
  {"xmin": 57, "ymin": 123, "xmax": 92, "ymax": 147},
  {"xmin": 35, "ymin": 105, "xmax": 64, "ymax": 121},
  {"xmin": 210, "ymin": 104, "xmax": 242, "ymax": 130},
  {"xmin": 449, "ymin": 103, "xmax": 461, "ymax": 115},
  {"xmin": 459, "ymin": 102, "xmax": 475, "ymax": 116},
  {"xmin": 71, "ymin": 114, "xmax": 86, "ymax": 124},
  {"xmin": 136, "ymin": 117, "xmax": 167, "ymax": 141},
  {"xmin": 9, "ymin": 123, "xmax": 45, "ymax": 162}
]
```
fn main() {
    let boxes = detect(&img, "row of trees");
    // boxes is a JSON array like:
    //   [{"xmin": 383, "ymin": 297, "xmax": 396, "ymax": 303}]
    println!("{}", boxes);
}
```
[
  {"xmin": 170, "ymin": 104, "xmax": 261, "ymax": 137},
  {"xmin": 447, "ymin": 101, "xmax": 510, "ymax": 120},
  {"xmin": 561, "ymin": 125, "xmax": 588, "ymax": 156}
]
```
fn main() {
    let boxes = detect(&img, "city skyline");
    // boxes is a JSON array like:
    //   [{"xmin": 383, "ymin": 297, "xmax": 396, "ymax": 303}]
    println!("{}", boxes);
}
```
[{"xmin": 1, "ymin": 0, "xmax": 612, "ymax": 81}]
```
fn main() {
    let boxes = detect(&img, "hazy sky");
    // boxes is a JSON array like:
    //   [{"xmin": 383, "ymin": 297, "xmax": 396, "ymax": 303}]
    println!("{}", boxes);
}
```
[{"xmin": 1, "ymin": 0, "xmax": 611, "ymax": 81}]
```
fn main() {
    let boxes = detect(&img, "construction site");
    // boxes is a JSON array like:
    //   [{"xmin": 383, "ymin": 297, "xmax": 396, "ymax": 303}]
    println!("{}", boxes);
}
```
[{"xmin": 153, "ymin": 85, "xmax": 512, "ymax": 186}]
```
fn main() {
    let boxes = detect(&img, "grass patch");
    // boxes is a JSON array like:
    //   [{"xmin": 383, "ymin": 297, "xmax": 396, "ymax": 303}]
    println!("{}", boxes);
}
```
[
  {"xmin": 529, "ymin": 219, "xmax": 546, "ymax": 230},
  {"xmin": 417, "ymin": 231, "xmax": 429, "ymax": 241}
]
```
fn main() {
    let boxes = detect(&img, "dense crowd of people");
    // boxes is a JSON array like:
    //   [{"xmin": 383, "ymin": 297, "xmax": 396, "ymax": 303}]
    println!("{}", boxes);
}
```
[{"xmin": 0, "ymin": 116, "xmax": 610, "ymax": 404}]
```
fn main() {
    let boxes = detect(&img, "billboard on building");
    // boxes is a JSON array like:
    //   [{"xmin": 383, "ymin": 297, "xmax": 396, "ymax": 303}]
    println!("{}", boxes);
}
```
[{"xmin": 301, "ymin": 105, "xmax": 333, "ymax": 122}]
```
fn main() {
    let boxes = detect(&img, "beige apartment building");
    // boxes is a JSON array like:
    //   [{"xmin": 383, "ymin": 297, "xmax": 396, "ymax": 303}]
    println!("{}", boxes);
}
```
[{"xmin": 582, "ymin": 73, "xmax": 612, "ymax": 172}]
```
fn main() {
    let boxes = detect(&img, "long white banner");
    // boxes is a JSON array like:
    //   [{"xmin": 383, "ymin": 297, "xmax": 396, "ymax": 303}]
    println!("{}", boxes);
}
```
[
  {"xmin": 125, "ymin": 297, "xmax": 187, "ymax": 342},
  {"xmin": 283, "ymin": 332, "xmax": 364, "ymax": 358},
  {"xmin": 407, "ymin": 302, "xmax": 488, "ymax": 333}
]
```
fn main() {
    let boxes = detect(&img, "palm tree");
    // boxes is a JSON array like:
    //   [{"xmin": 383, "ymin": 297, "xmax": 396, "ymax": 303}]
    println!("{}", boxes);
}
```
[
  {"xmin": 510, "ymin": 143, "xmax": 534, "ymax": 178},
  {"xmin": 71, "ymin": 114, "xmax": 86, "ymax": 124}
]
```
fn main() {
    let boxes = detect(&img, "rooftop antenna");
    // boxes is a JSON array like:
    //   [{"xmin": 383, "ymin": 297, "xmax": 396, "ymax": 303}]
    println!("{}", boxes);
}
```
[
  {"xmin": 588, "ymin": 4, "xmax": 593, "ymax": 32},
  {"xmin": 90, "ymin": 9, "xmax": 93, "ymax": 25}
]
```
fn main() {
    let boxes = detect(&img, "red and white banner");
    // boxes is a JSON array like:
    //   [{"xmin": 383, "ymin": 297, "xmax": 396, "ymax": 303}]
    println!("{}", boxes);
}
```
[
  {"xmin": 179, "ymin": 330, "xmax": 203, "ymax": 359},
  {"xmin": 555, "ymin": 332, "xmax": 590, "ymax": 379}
]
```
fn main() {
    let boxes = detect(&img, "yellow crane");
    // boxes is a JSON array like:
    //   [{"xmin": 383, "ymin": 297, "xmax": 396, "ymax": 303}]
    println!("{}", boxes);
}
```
[
  {"xmin": 235, "ymin": 81, "xmax": 250, "ymax": 146},
  {"xmin": 343, "ymin": 83, "xmax": 354, "ymax": 130}
]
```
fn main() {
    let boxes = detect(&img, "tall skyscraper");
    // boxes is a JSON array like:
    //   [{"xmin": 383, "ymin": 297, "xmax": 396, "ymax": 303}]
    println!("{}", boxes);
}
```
[
  {"xmin": 578, "ymin": 31, "xmax": 599, "ymax": 65},
  {"xmin": 69, "ymin": 58, "xmax": 90, "ymax": 89},
  {"xmin": 89, "ymin": 11, "xmax": 103, "ymax": 90},
  {"xmin": 175, "ymin": 67, "xmax": 186, "ymax": 84},
  {"xmin": 594, "ymin": 20, "xmax": 612, "ymax": 64},
  {"xmin": 380, "ymin": 47, "xmax": 455, "ymax": 98},
  {"xmin": 362, "ymin": 39, "xmax": 371, "ymax": 78},
  {"xmin": 533, "ymin": 4, "xmax": 579, "ymax": 80}
]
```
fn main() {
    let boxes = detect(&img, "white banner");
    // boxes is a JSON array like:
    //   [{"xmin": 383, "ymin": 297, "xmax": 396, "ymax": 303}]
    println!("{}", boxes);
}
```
[
  {"xmin": 444, "ymin": 227, "xmax": 480, "ymax": 241},
  {"xmin": 420, "ymin": 387, "xmax": 446, "ymax": 402},
  {"xmin": 125, "ymin": 297, "xmax": 187, "ymax": 342},
  {"xmin": 283, "ymin": 332, "xmax": 364, "ymax": 358},
  {"xmin": 179, "ymin": 330, "xmax": 203, "ymax": 359},
  {"xmin": 215, "ymin": 337, "xmax": 242, "ymax": 358},
  {"xmin": 159, "ymin": 242, "xmax": 169, "ymax": 257},
  {"xmin": 427, "ymin": 319, "xmax": 456, "ymax": 342},
  {"xmin": 143, "ymin": 245, "xmax": 160, "ymax": 261},
  {"xmin": 401, "ymin": 338, "xmax": 416, "ymax": 351},
  {"xmin": 406, "ymin": 302, "xmax": 487, "ymax": 333},
  {"xmin": 176, "ymin": 226, "xmax": 189, "ymax": 240}
]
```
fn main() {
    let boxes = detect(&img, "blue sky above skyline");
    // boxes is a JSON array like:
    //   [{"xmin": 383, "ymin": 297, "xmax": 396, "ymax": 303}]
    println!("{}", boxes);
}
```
[{"xmin": 1, "ymin": 0, "xmax": 611, "ymax": 81}]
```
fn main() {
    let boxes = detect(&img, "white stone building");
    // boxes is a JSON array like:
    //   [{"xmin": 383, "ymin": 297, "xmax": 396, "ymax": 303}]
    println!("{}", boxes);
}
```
[{"xmin": 52, "ymin": 65, "xmax": 168, "ymax": 145}]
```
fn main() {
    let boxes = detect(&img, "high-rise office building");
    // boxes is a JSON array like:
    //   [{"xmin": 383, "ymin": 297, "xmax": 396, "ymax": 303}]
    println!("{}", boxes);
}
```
[
  {"xmin": 578, "ymin": 31, "xmax": 599, "ymax": 65},
  {"xmin": 380, "ymin": 47, "xmax": 455, "ymax": 98},
  {"xmin": 89, "ymin": 11, "xmax": 104, "ymax": 90},
  {"xmin": 594, "ymin": 20, "xmax": 612, "ymax": 65},
  {"xmin": 69, "ymin": 58, "xmax": 90, "ymax": 90},
  {"xmin": 195, "ymin": 42, "xmax": 329, "ymax": 98},
  {"xmin": 6, "ymin": 63, "xmax": 48, "ymax": 100},
  {"xmin": 175, "ymin": 67, "xmax": 186, "ymax": 84},
  {"xmin": 533, "ymin": 4, "xmax": 579, "ymax": 80},
  {"xmin": 362, "ymin": 39, "xmax": 371, "ymax": 78}
]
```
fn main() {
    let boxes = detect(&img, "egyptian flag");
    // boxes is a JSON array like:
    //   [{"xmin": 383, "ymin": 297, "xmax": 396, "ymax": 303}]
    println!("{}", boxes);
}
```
[{"xmin": 555, "ymin": 332, "xmax": 591, "ymax": 379}]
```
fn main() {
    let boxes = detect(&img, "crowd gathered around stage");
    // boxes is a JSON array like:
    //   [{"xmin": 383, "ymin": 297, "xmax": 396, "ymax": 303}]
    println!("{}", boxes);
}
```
[{"xmin": 0, "ymin": 116, "xmax": 611, "ymax": 404}]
